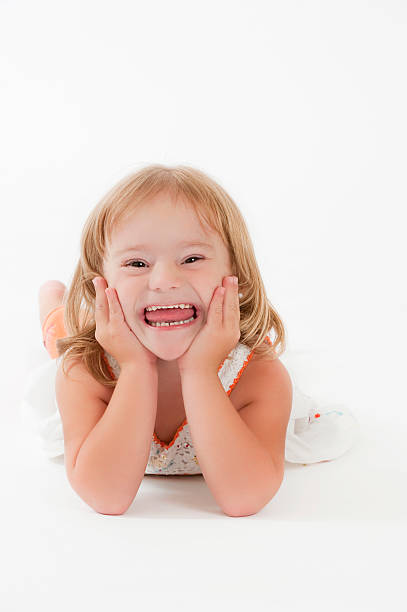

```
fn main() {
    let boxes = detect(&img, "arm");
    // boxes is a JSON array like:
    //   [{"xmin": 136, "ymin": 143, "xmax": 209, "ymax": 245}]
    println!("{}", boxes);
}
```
[
  {"xmin": 180, "ymin": 368, "xmax": 284, "ymax": 517},
  {"xmin": 71, "ymin": 364, "xmax": 158, "ymax": 515}
]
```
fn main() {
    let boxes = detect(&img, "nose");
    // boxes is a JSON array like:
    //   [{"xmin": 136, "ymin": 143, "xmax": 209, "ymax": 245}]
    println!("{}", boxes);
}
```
[{"xmin": 148, "ymin": 264, "xmax": 183, "ymax": 292}]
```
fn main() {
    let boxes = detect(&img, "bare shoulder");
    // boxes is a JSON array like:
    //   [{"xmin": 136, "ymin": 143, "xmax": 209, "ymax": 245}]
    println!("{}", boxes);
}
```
[
  {"xmin": 55, "ymin": 357, "xmax": 113, "ymax": 477},
  {"xmin": 55, "ymin": 356, "xmax": 112, "ymax": 404},
  {"xmin": 254, "ymin": 354, "xmax": 291, "ymax": 386},
  {"xmin": 231, "ymin": 352, "xmax": 292, "ymax": 412}
]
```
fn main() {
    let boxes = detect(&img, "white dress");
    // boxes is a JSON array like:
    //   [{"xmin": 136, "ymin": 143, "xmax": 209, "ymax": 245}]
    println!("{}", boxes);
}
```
[{"xmin": 19, "ymin": 338, "xmax": 360, "ymax": 475}]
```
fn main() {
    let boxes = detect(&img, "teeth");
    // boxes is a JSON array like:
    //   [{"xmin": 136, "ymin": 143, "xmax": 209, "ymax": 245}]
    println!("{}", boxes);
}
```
[
  {"xmin": 147, "ymin": 315, "xmax": 195, "ymax": 327},
  {"xmin": 145, "ymin": 303, "xmax": 194, "ymax": 312}
]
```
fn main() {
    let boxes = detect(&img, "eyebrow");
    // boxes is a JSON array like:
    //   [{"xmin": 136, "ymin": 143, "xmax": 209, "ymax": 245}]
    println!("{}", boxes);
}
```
[{"xmin": 113, "ymin": 240, "xmax": 214, "ymax": 256}]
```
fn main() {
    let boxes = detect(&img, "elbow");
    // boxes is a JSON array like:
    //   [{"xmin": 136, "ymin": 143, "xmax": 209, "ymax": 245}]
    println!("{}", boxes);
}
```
[
  {"xmin": 222, "ymin": 506, "xmax": 261, "ymax": 518},
  {"xmin": 82, "ymin": 496, "xmax": 134, "ymax": 516},
  {"xmin": 94, "ymin": 505, "xmax": 129, "ymax": 516},
  {"xmin": 221, "ymin": 472, "xmax": 284, "ymax": 517},
  {"xmin": 91, "ymin": 496, "xmax": 135, "ymax": 515},
  {"xmin": 69, "ymin": 473, "xmax": 137, "ymax": 516},
  {"xmin": 91, "ymin": 490, "xmax": 138, "ymax": 515},
  {"xmin": 221, "ymin": 497, "xmax": 271, "ymax": 517}
]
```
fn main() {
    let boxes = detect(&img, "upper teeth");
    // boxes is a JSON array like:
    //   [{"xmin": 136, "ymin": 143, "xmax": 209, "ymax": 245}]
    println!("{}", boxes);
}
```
[{"xmin": 145, "ymin": 303, "xmax": 194, "ymax": 312}]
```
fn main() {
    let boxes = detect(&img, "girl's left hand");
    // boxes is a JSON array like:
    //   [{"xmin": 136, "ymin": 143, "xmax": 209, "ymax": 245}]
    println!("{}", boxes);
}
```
[{"xmin": 177, "ymin": 275, "xmax": 241, "ymax": 376}]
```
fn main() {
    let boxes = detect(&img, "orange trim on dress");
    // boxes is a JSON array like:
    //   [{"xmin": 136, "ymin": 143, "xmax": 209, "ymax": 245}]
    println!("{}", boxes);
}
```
[{"xmin": 101, "ymin": 352, "xmax": 117, "ymax": 382}]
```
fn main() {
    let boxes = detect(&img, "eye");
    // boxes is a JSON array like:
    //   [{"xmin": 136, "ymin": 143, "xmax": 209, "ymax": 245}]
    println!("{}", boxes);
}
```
[
  {"xmin": 124, "ymin": 260, "xmax": 146, "ymax": 268},
  {"xmin": 184, "ymin": 256, "xmax": 203, "ymax": 264},
  {"xmin": 124, "ymin": 256, "xmax": 204, "ymax": 268}
]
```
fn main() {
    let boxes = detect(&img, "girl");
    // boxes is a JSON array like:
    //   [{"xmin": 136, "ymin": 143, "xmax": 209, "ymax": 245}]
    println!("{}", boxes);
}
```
[{"xmin": 21, "ymin": 164, "xmax": 359, "ymax": 516}]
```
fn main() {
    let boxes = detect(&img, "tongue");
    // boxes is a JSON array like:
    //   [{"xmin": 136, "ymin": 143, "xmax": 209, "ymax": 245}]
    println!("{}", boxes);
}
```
[{"xmin": 145, "ymin": 307, "xmax": 195, "ymax": 323}]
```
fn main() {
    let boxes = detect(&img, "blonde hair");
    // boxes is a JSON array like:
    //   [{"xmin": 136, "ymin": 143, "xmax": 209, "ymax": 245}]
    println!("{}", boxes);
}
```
[{"xmin": 56, "ymin": 164, "xmax": 287, "ymax": 387}]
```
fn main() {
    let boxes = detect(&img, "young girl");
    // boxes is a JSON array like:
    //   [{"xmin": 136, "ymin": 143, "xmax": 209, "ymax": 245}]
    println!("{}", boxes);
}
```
[{"xmin": 21, "ymin": 164, "xmax": 359, "ymax": 516}]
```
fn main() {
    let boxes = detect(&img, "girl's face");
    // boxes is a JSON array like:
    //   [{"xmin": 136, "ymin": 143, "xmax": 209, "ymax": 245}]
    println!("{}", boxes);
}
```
[{"xmin": 102, "ymin": 191, "xmax": 234, "ymax": 363}]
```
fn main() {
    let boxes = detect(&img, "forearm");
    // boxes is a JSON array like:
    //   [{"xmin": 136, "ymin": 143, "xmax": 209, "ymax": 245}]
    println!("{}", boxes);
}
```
[
  {"xmin": 180, "ymin": 369, "xmax": 279, "ymax": 516},
  {"xmin": 72, "ymin": 364, "xmax": 158, "ymax": 514}
]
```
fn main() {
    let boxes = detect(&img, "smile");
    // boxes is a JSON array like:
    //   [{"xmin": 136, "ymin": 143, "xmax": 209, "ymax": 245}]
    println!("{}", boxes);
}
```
[{"xmin": 141, "ymin": 305, "xmax": 200, "ymax": 331}]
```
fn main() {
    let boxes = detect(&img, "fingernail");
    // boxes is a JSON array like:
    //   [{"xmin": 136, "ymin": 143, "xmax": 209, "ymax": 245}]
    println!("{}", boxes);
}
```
[
  {"xmin": 232, "ymin": 276, "xmax": 238, "ymax": 285},
  {"xmin": 92, "ymin": 278, "xmax": 97, "ymax": 287}
]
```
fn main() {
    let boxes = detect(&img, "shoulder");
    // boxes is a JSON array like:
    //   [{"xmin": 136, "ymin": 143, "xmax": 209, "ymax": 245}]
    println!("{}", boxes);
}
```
[
  {"xmin": 56, "ymin": 356, "xmax": 113, "ymax": 404},
  {"xmin": 232, "ymin": 351, "xmax": 292, "ymax": 412},
  {"xmin": 247, "ymin": 353, "xmax": 292, "ymax": 394}
]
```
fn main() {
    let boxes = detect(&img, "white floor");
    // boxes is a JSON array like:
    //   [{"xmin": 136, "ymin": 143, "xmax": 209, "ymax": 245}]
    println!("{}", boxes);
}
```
[{"xmin": 2, "ymin": 335, "xmax": 406, "ymax": 611}]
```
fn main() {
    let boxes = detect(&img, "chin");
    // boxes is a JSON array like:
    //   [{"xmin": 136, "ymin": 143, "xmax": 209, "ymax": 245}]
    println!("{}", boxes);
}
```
[
  {"xmin": 145, "ymin": 334, "xmax": 197, "ymax": 362},
  {"xmin": 152, "ymin": 342, "xmax": 192, "ymax": 361}
]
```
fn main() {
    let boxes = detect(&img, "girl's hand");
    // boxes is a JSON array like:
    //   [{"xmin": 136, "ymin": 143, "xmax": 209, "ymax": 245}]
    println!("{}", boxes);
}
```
[
  {"xmin": 177, "ymin": 276, "xmax": 241, "ymax": 376},
  {"xmin": 92, "ymin": 277, "xmax": 158, "ymax": 370}
]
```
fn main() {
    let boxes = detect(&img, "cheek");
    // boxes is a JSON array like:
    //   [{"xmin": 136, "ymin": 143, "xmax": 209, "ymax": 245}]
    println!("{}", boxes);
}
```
[
  {"xmin": 115, "ymin": 278, "xmax": 139, "ymax": 299},
  {"xmin": 114, "ymin": 291, "xmax": 137, "ymax": 316}
]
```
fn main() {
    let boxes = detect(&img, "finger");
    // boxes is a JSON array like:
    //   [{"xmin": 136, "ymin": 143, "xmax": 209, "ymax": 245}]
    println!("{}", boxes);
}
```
[
  {"xmin": 105, "ymin": 286, "xmax": 124, "ymax": 321},
  {"xmin": 225, "ymin": 276, "xmax": 240, "ymax": 326},
  {"xmin": 208, "ymin": 285, "xmax": 225, "ymax": 326},
  {"xmin": 92, "ymin": 277, "xmax": 108, "ymax": 325}
]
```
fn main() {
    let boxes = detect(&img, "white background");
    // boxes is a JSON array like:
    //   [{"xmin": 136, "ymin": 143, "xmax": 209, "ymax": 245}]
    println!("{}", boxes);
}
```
[{"xmin": 1, "ymin": 1, "xmax": 406, "ymax": 611}]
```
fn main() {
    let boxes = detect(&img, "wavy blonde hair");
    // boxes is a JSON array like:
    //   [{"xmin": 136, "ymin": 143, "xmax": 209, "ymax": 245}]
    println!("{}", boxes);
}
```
[{"xmin": 56, "ymin": 164, "xmax": 287, "ymax": 387}]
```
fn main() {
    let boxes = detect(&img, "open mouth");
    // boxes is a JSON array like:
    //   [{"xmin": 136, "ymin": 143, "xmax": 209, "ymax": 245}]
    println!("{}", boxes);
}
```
[{"xmin": 143, "ymin": 305, "xmax": 199, "ymax": 330}]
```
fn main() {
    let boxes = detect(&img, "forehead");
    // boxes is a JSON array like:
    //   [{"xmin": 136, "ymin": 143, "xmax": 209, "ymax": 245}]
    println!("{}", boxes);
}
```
[{"xmin": 107, "ymin": 192, "xmax": 226, "ymax": 255}]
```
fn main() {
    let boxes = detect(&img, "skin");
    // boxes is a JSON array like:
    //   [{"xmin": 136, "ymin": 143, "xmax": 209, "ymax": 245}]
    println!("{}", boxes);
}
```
[{"xmin": 102, "ymin": 190, "xmax": 235, "ymax": 379}]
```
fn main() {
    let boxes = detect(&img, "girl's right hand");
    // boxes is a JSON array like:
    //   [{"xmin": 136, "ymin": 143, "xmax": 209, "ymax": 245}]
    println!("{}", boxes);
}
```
[{"xmin": 92, "ymin": 276, "xmax": 158, "ymax": 370}]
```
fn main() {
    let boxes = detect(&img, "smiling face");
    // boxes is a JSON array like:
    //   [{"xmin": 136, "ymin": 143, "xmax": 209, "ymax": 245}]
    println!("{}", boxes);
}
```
[{"xmin": 102, "ymin": 190, "xmax": 234, "ymax": 366}]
